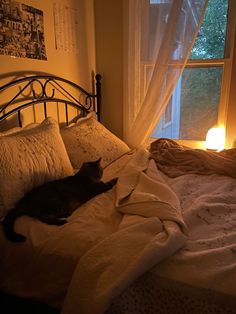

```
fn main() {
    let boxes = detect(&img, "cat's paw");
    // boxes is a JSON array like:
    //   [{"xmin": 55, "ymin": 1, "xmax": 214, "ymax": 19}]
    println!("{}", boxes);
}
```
[
  {"xmin": 110, "ymin": 177, "xmax": 118, "ymax": 186},
  {"xmin": 63, "ymin": 213, "xmax": 71, "ymax": 218},
  {"xmin": 56, "ymin": 219, "xmax": 68, "ymax": 225},
  {"xmin": 9, "ymin": 233, "xmax": 26, "ymax": 243}
]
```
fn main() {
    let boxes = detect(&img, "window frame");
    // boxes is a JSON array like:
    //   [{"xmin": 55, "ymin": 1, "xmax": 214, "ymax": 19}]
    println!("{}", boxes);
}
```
[{"xmin": 151, "ymin": 0, "xmax": 236, "ymax": 148}]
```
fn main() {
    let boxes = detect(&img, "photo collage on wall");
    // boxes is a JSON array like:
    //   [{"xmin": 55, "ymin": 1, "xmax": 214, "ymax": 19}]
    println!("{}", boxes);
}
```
[{"xmin": 0, "ymin": 0, "xmax": 47, "ymax": 60}]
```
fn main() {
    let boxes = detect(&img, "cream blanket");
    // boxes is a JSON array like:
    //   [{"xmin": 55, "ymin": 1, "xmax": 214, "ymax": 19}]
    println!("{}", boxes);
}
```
[
  {"xmin": 62, "ymin": 149, "xmax": 187, "ymax": 314},
  {"xmin": 150, "ymin": 138, "xmax": 236, "ymax": 178}
]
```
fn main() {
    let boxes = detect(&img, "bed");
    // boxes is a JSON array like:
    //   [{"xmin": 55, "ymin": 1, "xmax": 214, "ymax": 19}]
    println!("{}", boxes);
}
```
[{"xmin": 1, "ymin": 74, "xmax": 236, "ymax": 314}]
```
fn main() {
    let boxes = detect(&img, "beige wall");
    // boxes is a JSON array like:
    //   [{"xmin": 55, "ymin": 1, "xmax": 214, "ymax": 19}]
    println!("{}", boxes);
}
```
[
  {"xmin": 94, "ymin": 0, "xmax": 123, "ymax": 138},
  {"xmin": 0, "ymin": 0, "xmax": 96, "ymax": 90}
]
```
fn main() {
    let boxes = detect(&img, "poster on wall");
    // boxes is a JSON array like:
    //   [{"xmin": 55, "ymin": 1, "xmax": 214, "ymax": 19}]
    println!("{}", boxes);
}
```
[{"xmin": 0, "ymin": 0, "xmax": 47, "ymax": 60}]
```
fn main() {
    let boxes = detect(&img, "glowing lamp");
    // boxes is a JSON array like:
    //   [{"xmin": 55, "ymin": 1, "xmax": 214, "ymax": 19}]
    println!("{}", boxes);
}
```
[{"xmin": 205, "ymin": 127, "xmax": 225, "ymax": 151}]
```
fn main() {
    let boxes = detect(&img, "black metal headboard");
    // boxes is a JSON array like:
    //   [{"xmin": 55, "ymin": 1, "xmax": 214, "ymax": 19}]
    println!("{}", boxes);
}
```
[{"xmin": 0, "ymin": 74, "xmax": 102, "ymax": 127}]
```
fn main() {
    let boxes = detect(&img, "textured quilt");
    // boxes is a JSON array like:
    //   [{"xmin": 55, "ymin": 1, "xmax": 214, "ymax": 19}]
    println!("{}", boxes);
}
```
[{"xmin": 61, "ymin": 149, "xmax": 187, "ymax": 314}]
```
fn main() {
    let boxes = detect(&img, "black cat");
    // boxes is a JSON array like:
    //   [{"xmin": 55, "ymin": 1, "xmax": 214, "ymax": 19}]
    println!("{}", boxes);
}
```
[{"xmin": 2, "ymin": 158, "xmax": 118, "ymax": 243}]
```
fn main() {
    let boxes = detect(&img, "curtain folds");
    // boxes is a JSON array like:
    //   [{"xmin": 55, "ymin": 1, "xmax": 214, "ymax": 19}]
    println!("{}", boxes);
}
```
[{"xmin": 123, "ymin": 0, "xmax": 208, "ymax": 148}]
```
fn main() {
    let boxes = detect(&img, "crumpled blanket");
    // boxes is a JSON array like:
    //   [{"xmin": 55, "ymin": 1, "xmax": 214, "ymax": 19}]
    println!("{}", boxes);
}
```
[
  {"xmin": 150, "ymin": 138, "xmax": 236, "ymax": 178},
  {"xmin": 61, "ymin": 149, "xmax": 187, "ymax": 314}
]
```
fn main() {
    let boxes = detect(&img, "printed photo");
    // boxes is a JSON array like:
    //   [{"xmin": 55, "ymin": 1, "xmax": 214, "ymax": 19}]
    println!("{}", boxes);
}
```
[{"xmin": 0, "ymin": 0, "xmax": 47, "ymax": 60}]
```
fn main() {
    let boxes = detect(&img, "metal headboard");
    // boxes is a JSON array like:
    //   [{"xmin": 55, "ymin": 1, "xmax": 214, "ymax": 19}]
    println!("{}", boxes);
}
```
[{"xmin": 0, "ymin": 74, "xmax": 102, "ymax": 127}]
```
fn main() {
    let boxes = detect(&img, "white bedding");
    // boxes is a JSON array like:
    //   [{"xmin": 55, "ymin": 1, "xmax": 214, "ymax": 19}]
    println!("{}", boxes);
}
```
[
  {"xmin": 0, "ymin": 151, "xmax": 134, "ymax": 308},
  {"xmin": 151, "ymin": 171, "xmax": 236, "ymax": 296},
  {"xmin": 62, "ymin": 149, "xmax": 187, "ymax": 314},
  {"xmin": 1, "ymin": 148, "xmax": 236, "ymax": 313}
]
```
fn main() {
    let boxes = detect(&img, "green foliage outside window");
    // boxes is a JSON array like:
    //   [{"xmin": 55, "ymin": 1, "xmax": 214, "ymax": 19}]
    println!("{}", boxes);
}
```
[
  {"xmin": 153, "ymin": 0, "xmax": 229, "ymax": 141},
  {"xmin": 178, "ymin": 0, "xmax": 228, "ymax": 140},
  {"xmin": 190, "ymin": 0, "xmax": 228, "ymax": 59}
]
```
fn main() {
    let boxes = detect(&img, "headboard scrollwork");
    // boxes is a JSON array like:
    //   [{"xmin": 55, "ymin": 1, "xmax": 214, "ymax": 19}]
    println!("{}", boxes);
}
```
[{"xmin": 0, "ymin": 74, "xmax": 102, "ymax": 127}]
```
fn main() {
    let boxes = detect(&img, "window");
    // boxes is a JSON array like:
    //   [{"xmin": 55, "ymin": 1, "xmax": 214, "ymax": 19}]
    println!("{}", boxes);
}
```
[{"xmin": 152, "ymin": 0, "xmax": 234, "ymax": 143}]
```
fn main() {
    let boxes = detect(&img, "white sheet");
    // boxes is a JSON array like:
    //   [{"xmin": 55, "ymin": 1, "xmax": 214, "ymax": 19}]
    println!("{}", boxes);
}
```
[
  {"xmin": 61, "ymin": 149, "xmax": 187, "ymax": 314},
  {"xmin": 151, "ymin": 172, "xmax": 236, "ymax": 297},
  {"xmin": 0, "ymin": 150, "xmax": 135, "ymax": 308},
  {"xmin": 1, "ymin": 148, "xmax": 236, "ymax": 312}
]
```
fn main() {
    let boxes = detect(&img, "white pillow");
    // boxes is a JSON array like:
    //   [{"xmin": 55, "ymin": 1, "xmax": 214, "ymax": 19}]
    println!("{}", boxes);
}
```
[
  {"xmin": 60, "ymin": 112, "xmax": 130, "ymax": 169},
  {"xmin": 0, "ymin": 126, "xmax": 22, "ymax": 136},
  {"xmin": 0, "ymin": 117, "xmax": 73, "ymax": 218},
  {"xmin": 0, "ymin": 122, "xmax": 39, "ymax": 137}
]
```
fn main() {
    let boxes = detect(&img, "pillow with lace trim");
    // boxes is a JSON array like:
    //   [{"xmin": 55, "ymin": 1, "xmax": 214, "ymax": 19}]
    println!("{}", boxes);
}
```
[
  {"xmin": 0, "ymin": 117, "xmax": 73, "ymax": 219},
  {"xmin": 60, "ymin": 112, "xmax": 130, "ymax": 169}
]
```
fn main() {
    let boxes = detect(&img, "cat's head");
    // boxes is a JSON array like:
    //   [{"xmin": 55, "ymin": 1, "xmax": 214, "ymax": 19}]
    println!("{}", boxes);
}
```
[{"xmin": 78, "ymin": 157, "xmax": 103, "ymax": 179}]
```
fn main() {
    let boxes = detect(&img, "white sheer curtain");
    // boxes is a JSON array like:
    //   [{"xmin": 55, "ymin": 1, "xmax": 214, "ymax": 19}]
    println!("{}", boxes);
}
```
[{"xmin": 123, "ymin": 0, "xmax": 208, "ymax": 148}]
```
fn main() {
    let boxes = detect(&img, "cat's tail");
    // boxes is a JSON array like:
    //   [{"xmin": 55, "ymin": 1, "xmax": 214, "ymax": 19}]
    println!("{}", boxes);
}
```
[{"xmin": 2, "ymin": 208, "xmax": 26, "ymax": 242}]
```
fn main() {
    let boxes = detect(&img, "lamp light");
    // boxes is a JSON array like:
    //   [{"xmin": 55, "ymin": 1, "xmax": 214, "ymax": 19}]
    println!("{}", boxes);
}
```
[{"xmin": 205, "ymin": 127, "xmax": 225, "ymax": 151}]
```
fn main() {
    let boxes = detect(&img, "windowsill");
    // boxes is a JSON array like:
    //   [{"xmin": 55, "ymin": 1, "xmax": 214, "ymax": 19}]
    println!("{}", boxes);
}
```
[
  {"xmin": 175, "ymin": 139, "xmax": 206, "ymax": 150},
  {"xmin": 149, "ymin": 137, "xmax": 206, "ymax": 150}
]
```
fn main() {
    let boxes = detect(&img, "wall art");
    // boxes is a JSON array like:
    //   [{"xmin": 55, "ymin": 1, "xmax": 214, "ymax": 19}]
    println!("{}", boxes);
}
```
[{"xmin": 0, "ymin": 0, "xmax": 47, "ymax": 60}]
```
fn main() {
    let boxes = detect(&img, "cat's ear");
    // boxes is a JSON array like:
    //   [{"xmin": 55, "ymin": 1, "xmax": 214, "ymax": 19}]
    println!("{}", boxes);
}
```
[{"xmin": 96, "ymin": 157, "xmax": 102, "ymax": 163}]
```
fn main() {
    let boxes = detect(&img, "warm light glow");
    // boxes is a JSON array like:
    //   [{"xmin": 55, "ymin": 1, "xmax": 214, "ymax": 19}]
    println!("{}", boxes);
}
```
[{"xmin": 205, "ymin": 127, "xmax": 225, "ymax": 151}]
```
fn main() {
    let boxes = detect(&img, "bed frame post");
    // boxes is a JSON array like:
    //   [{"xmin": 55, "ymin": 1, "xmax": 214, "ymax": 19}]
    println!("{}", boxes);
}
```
[{"xmin": 95, "ymin": 74, "xmax": 102, "ymax": 122}]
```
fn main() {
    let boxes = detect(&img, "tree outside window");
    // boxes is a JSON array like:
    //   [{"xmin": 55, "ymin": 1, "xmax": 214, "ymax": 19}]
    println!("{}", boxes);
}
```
[{"xmin": 152, "ymin": 0, "xmax": 231, "ymax": 141}]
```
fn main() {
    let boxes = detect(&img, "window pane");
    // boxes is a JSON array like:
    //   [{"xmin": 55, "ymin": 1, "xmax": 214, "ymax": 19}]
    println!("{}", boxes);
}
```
[
  {"xmin": 152, "ymin": 66, "xmax": 222, "ymax": 141},
  {"xmin": 180, "ymin": 67, "xmax": 222, "ymax": 140},
  {"xmin": 190, "ymin": 0, "xmax": 228, "ymax": 60}
]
